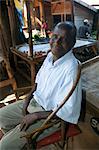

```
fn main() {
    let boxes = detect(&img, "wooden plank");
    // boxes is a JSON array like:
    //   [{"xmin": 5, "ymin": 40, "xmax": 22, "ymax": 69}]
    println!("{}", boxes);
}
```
[
  {"xmin": 39, "ymin": 0, "xmax": 45, "ymax": 22},
  {"xmin": 0, "ymin": 78, "xmax": 15, "ymax": 88},
  {"xmin": 82, "ymin": 55, "xmax": 99, "ymax": 69},
  {"xmin": 51, "ymin": 1, "xmax": 72, "ymax": 14},
  {"xmin": 82, "ymin": 56, "xmax": 99, "ymax": 117}
]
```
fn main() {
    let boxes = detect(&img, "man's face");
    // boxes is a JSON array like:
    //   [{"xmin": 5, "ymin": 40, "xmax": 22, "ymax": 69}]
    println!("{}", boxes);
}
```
[{"xmin": 50, "ymin": 27, "xmax": 68, "ymax": 58}]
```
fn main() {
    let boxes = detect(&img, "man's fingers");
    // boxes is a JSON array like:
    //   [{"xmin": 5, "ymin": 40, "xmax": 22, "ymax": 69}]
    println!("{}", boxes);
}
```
[
  {"xmin": 20, "ymin": 122, "xmax": 29, "ymax": 131},
  {"xmin": 23, "ymin": 124, "xmax": 28, "ymax": 131},
  {"xmin": 20, "ymin": 122, "xmax": 25, "ymax": 131},
  {"xmin": 22, "ymin": 109, "xmax": 26, "ymax": 116}
]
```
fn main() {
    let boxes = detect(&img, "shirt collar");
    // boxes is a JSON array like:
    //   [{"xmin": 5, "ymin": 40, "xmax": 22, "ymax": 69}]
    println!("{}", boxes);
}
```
[{"xmin": 48, "ymin": 50, "xmax": 73, "ymax": 66}]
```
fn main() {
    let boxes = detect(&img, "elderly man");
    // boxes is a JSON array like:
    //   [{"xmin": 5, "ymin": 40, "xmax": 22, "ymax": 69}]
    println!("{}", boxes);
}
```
[{"xmin": 0, "ymin": 21, "xmax": 82, "ymax": 150}]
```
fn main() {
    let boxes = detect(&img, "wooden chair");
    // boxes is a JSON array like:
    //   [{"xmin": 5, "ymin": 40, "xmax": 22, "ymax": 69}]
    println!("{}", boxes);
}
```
[
  {"xmin": 22, "ymin": 63, "xmax": 82, "ymax": 150},
  {"xmin": 0, "ymin": 24, "xmax": 19, "ymax": 100}
]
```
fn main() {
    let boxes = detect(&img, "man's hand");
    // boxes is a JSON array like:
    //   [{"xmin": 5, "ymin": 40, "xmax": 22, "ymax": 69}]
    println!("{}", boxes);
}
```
[
  {"xmin": 20, "ymin": 113, "xmax": 38, "ymax": 131},
  {"xmin": 20, "ymin": 111, "xmax": 52, "ymax": 131}
]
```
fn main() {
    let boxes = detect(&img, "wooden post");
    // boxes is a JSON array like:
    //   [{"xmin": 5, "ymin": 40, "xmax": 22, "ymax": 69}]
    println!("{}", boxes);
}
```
[
  {"xmin": 64, "ymin": 0, "xmax": 66, "ymax": 21},
  {"xmin": 71, "ymin": 0, "xmax": 74, "ymax": 22},
  {"xmin": 51, "ymin": 0, "xmax": 74, "ymax": 23},
  {"xmin": 25, "ymin": 0, "xmax": 33, "ymax": 58},
  {"xmin": 39, "ymin": 0, "xmax": 45, "ymax": 23},
  {"xmin": 64, "ymin": 0, "xmax": 74, "ymax": 22},
  {"xmin": 6, "ymin": 0, "xmax": 17, "ymax": 47}
]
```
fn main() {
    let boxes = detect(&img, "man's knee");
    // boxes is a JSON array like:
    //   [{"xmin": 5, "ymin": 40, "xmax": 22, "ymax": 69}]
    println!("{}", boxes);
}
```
[
  {"xmin": 0, "ymin": 106, "xmax": 14, "ymax": 132},
  {"xmin": 0, "ymin": 137, "xmax": 10, "ymax": 150},
  {"xmin": 0, "ymin": 106, "xmax": 10, "ymax": 128},
  {"xmin": 0, "ymin": 101, "xmax": 23, "ymax": 128},
  {"xmin": 0, "ymin": 133, "xmax": 26, "ymax": 150}
]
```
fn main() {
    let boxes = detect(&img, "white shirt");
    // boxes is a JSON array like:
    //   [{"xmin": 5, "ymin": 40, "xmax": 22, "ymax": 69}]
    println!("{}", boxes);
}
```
[{"xmin": 33, "ymin": 51, "xmax": 82, "ymax": 124}]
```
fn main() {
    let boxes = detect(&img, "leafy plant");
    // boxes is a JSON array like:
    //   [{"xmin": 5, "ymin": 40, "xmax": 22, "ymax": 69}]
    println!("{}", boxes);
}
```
[
  {"xmin": 33, "ymin": 34, "xmax": 40, "ymax": 41},
  {"xmin": 91, "ymin": 30, "xmax": 97, "ymax": 40}
]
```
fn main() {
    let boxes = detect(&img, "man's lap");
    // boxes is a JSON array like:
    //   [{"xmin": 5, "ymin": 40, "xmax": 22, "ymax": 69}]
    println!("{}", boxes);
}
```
[{"xmin": 0, "ymin": 98, "xmax": 60, "ymax": 149}]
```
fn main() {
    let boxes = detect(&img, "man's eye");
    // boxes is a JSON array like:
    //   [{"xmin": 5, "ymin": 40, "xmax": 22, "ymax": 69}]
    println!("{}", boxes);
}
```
[
  {"xmin": 51, "ymin": 34, "xmax": 57, "ymax": 40},
  {"xmin": 59, "ymin": 37, "xmax": 62, "ymax": 42}
]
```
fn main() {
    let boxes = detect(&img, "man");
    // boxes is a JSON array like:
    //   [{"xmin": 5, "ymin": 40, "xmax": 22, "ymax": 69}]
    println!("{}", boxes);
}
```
[
  {"xmin": 78, "ymin": 19, "xmax": 91, "ymax": 39},
  {"xmin": 0, "ymin": 21, "xmax": 82, "ymax": 150}
]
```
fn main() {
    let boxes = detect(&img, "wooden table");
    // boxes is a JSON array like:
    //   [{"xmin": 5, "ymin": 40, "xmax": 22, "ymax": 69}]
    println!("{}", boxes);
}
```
[
  {"xmin": 11, "ymin": 39, "xmax": 98, "ymax": 85},
  {"xmin": 82, "ymin": 56, "xmax": 99, "ymax": 117},
  {"xmin": 74, "ymin": 39, "xmax": 98, "ymax": 55}
]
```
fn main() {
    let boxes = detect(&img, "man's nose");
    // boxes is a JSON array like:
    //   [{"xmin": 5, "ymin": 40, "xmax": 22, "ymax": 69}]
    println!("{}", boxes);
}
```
[
  {"xmin": 53, "ymin": 37, "xmax": 60, "ymax": 44},
  {"xmin": 55, "ymin": 37, "xmax": 60, "ymax": 43},
  {"xmin": 50, "ymin": 36, "xmax": 60, "ymax": 45}
]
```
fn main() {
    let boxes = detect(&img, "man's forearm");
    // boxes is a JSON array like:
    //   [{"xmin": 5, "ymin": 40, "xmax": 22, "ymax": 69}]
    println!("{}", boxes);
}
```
[
  {"xmin": 35, "ymin": 111, "xmax": 51, "ymax": 120},
  {"xmin": 25, "ymin": 83, "xmax": 37, "ymax": 105},
  {"xmin": 35, "ymin": 111, "xmax": 58, "ymax": 120}
]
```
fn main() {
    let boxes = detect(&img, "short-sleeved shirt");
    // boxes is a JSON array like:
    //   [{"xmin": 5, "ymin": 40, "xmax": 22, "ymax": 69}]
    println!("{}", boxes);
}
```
[{"xmin": 33, "ymin": 51, "xmax": 82, "ymax": 124}]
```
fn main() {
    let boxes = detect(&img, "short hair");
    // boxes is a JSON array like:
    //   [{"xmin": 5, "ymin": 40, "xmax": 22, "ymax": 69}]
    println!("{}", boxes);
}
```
[
  {"xmin": 55, "ymin": 21, "xmax": 77, "ymax": 49},
  {"xmin": 83, "ymin": 19, "xmax": 89, "ymax": 26},
  {"xmin": 84, "ymin": 19, "xmax": 88, "ymax": 23}
]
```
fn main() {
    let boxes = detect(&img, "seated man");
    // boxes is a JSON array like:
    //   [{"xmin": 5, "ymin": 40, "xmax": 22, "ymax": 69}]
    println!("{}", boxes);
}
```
[{"xmin": 0, "ymin": 21, "xmax": 82, "ymax": 150}]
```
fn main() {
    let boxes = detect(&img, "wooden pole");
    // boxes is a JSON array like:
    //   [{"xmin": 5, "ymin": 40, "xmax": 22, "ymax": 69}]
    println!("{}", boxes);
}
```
[
  {"xmin": 64, "ymin": 0, "xmax": 66, "ymax": 21},
  {"xmin": 39, "ymin": 0, "xmax": 45, "ymax": 24},
  {"xmin": 6, "ymin": 0, "xmax": 16, "ymax": 47},
  {"xmin": 25, "ymin": 0, "xmax": 33, "ymax": 58},
  {"xmin": 71, "ymin": 0, "xmax": 74, "ymax": 22}
]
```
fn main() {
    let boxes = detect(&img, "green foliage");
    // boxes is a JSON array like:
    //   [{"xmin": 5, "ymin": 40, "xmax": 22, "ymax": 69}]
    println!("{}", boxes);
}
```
[
  {"xmin": 33, "ymin": 34, "xmax": 40, "ymax": 41},
  {"xmin": 91, "ymin": 30, "xmax": 97, "ymax": 40}
]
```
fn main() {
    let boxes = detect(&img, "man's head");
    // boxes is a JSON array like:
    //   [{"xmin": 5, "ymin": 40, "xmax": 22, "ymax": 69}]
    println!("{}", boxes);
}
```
[
  {"xmin": 50, "ymin": 21, "xmax": 77, "ymax": 61},
  {"xmin": 83, "ymin": 19, "xmax": 89, "ymax": 25}
]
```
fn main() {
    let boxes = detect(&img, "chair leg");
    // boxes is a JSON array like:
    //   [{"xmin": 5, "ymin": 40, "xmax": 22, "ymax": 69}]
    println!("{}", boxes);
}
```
[
  {"xmin": 71, "ymin": 137, "xmax": 74, "ymax": 149},
  {"xmin": 54, "ymin": 142, "xmax": 63, "ymax": 150},
  {"xmin": 64, "ymin": 137, "xmax": 69, "ymax": 150},
  {"xmin": 11, "ymin": 78, "xmax": 19, "ymax": 100},
  {"xmin": 61, "ymin": 120, "xmax": 69, "ymax": 148},
  {"xmin": 54, "ymin": 138, "xmax": 69, "ymax": 150},
  {"xmin": 64, "ymin": 137, "xmax": 74, "ymax": 150}
]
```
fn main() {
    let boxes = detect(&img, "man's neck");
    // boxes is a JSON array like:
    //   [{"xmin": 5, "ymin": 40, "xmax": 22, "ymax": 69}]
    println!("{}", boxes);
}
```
[
  {"xmin": 53, "ymin": 53, "xmax": 66, "ymax": 63},
  {"xmin": 52, "ymin": 49, "xmax": 70, "ymax": 63}
]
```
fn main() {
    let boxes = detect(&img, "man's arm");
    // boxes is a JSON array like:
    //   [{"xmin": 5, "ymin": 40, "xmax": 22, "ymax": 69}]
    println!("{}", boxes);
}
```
[
  {"xmin": 22, "ymin": 83, "xmax": 37, "ymax": 115},
  {"xmin": 20, "ymin": 110, "xmax": 54, "ymax": 131},
  {"xmin": 20, "ymin": 110, "xmax": 59, "ymax": 131}
]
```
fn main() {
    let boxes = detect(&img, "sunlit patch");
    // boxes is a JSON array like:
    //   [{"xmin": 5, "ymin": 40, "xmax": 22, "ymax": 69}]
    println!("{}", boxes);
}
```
[{"xmin": 0, "ymin": 94, "xmax": 27, "ymax": 106}]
